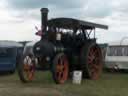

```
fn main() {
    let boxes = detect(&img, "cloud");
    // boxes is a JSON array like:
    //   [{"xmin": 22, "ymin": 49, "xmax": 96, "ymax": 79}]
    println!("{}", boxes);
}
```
[
  {"xmin": 0, "ymin": 18, "xmax": 40, "ymax": 41},
  {"xmin": 6, "ymin": 0, "xmax": 113, "ymax": 19},
  {"xmin": 6, "ymin": 0, "xmax": 85, "ymax": 10},
  {"xmin": 83, "ymin": 0, "xmax": 113, "ymax": 18},
  {"xmin": 0, "ymin": 0, "xmax": 128, "ymax": 43}
]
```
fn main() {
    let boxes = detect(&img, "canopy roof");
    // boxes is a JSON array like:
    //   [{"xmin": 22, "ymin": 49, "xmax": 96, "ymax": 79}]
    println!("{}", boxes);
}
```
[{"xmin": 48, "ymin": 18, "xmax": 108, "ymax": 30}]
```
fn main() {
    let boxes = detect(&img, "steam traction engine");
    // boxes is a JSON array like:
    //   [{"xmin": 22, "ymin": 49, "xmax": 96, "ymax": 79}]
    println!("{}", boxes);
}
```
[{"xmin": 18, "ymin": 8, "xmax": 108, "ymax": 84}]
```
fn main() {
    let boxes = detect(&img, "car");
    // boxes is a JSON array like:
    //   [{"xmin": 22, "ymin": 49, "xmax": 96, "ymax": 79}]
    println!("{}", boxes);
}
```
[{"xmin": 18, "ymin": 8, "xmax": 108, "ymax": 84}]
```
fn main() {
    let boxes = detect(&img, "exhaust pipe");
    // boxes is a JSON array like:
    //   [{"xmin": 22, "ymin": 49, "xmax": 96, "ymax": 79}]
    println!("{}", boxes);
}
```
[
  {"xmin": 33, "ymin": 8, "xmax": 54, "ymax": 57},
  {"xmin": 40, "ymin": 8, "xmax": 49, "ymax": 38}
]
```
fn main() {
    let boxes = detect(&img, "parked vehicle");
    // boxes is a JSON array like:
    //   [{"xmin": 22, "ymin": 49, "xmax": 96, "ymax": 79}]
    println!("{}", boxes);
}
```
[
  {"xmin": 18, "ymin": 8, "xmax": 108, "ymax": 84},
  {"xmin": 105, "ymin": 41, "xmax": 128, "ymax": 70},
  {"xmin": 0, "ymin": 41, "xmax": 23, "ymax": 73}
]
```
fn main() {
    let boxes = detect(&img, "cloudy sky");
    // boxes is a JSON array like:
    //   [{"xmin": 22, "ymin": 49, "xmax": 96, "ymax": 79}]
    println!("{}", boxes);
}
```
[{"xmin": 0, "ymin": 0, "xmax": 128, "ymax": 43}]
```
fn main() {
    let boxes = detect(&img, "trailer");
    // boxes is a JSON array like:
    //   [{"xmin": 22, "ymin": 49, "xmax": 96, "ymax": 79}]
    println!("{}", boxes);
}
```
[
  {"xmin": 18, "ymin": 8, "xmax": 108, "ymax": 84},
  {"xmin": 105, "ymin": 40, "xmax": 128, "ymax": 71}
]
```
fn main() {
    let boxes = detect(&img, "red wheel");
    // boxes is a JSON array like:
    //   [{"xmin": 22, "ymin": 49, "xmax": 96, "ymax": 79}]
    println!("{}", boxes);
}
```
[
  {"xmin": 87, "ymin": 45, "xmax": 102, "ymax": 79},
  {"xmin": 81, "ymin": 43, "xmax": 103, "ymax": 80},
  {"xmin": 52, "ymin": 53, "xmax": 69, "ymax": 84},
  {"xmin": 18, "ymin": 54, "xmax": 35, "ymax": 83}
]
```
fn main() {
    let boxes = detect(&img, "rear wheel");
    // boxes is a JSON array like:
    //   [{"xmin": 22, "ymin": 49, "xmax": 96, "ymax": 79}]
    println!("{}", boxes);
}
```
[
  {"xmin": 81, "ymin": 43, "xmax": 103, "ymax": 80},
  {"xmin": 52, "ymin": 53, "xmax": 69, "ymax": 84},
  {"xmin": 18, "ymin": 53, "xmax": 35, "ymax": 83}
]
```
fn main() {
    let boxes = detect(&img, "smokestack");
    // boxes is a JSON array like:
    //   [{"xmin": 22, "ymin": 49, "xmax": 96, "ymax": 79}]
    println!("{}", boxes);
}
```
[{"xmin": 40, "ymin": 8, "xmax": 49, "ymax": 37}]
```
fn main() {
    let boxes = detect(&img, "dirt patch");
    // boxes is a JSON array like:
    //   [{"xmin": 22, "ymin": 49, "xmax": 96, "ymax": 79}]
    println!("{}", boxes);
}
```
[{"xmin": 0, "ymin": 87, "xmax": 62, "ymax": 96}]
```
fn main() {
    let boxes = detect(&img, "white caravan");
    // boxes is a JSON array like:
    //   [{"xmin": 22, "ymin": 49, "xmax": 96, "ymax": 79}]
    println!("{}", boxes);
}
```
[{"xmin": 105, "ymin": 40, "xmax": 128, "ymax": 70}]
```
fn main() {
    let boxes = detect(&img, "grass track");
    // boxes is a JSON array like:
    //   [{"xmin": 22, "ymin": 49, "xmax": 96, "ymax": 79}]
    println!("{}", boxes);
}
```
[{"xmin": 0, "ymin": 71, "xmax": 128, "ymax": 96}]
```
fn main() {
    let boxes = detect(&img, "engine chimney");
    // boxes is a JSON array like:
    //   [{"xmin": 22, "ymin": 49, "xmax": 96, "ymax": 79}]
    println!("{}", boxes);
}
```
[{"xmin": 40, "ymin": 8, "xmax": 49, "ymax": 38}]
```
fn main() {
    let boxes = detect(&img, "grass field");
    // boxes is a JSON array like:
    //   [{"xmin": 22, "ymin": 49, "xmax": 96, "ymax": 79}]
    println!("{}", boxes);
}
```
[{"xmin": 0, "ymin": 71, "xmax": 128, "ymax": 96}]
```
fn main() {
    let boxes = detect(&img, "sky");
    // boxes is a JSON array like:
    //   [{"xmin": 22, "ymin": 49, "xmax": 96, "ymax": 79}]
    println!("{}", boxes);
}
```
[{"xmin": 0, "ymin": 0, "xmax": 128, "ymax": 43}]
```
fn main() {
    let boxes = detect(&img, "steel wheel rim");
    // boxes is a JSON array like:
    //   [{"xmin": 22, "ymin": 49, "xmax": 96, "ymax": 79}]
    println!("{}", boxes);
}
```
[
  {"xmin": 55, "ymin": 55, "xmax": 68, "ymax": 84},
  {"xmin": 87, "ymin": 45, "xmax": 102, "ymax": 80},
  {"xmin": 23, "ymin": 55, "xmax": 35, "ymax": 81}
]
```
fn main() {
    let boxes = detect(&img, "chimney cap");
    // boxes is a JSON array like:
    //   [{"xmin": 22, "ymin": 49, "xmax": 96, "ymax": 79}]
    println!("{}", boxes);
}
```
[{"xmin": 40, "ymin": 8, "xmax": 49, "ymax": 13}]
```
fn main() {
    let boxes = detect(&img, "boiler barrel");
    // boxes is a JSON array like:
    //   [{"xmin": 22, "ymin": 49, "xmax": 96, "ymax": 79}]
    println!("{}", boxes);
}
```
[{"xmin": 33, "ymin": 40, "xmax": 54, "ymax": 57}]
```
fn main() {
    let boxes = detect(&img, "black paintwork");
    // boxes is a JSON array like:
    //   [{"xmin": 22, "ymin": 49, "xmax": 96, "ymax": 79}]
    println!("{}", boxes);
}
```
[
  {"xmin": 48, "ymin": 18, "xmax": 108, "ymax": 30},
  {"xmin": 33, "ymin": 8, "xmax": 108, "ymax": 70}
]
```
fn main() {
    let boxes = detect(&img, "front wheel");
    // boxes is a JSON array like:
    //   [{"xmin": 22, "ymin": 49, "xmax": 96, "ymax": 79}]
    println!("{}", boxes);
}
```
[
  {"xmin": 18, "ymin": 53, "xmax": 36, "ymax": 83},
  {"xmin": 52, "ymin": 53, "xmax": 69, "ymax": 84}
]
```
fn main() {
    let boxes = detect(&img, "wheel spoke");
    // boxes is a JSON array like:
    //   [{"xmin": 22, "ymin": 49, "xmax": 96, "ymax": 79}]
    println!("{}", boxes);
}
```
[
  {"xmin": 57, "ymin": 71, "xmax": 62, "ymax": 80},
  {"xmin": 93, "ymin": 64, "xmax": 99, "ymax": 71},
  {"xmin": 23, "ymin": 64, "xmax": 29, "ymax": 70}
]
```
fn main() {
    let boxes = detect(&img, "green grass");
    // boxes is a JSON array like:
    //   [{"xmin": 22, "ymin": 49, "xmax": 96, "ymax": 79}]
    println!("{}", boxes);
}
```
[{"xmin": 0, "ymin": 71, "xmax": 128, "ymax": 96}]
